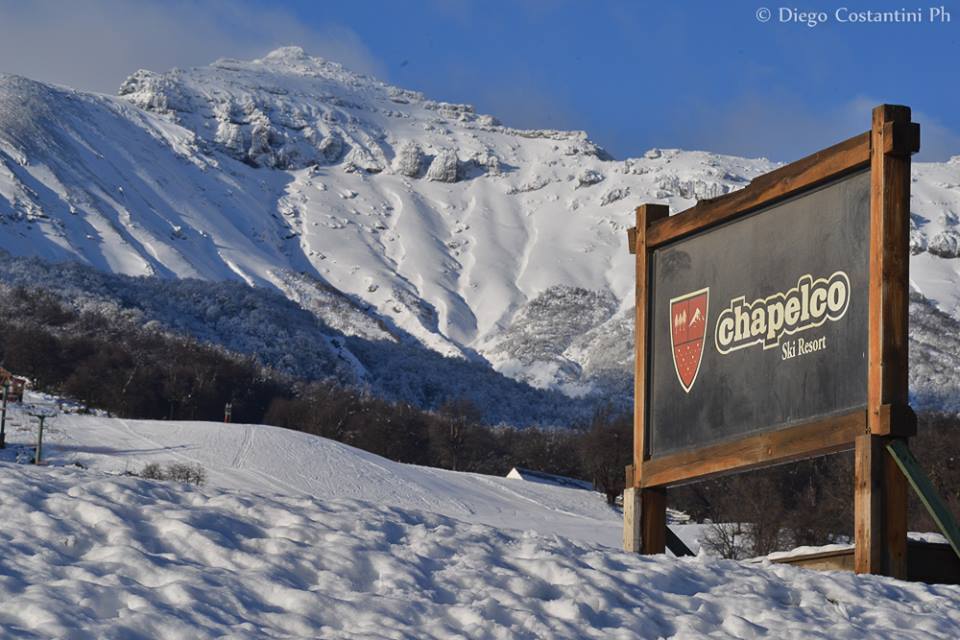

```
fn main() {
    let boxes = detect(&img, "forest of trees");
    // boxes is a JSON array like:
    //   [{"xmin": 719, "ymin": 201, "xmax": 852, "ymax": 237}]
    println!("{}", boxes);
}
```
[
  {"xmin": 3, "ymin": 283, "xmax": 959, "ymax": 556},
  {"xmin": 0, "ymin": 284, "xmax": 633, "ymax": 501}
]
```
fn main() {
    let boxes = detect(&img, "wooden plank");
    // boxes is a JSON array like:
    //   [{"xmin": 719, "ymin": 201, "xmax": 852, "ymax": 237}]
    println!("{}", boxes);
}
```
[
  {"xmin": 633, "ymin": 204, "xmax": 669, "ymax": 476},
  {"xmin": 855, "ymin": 434, "xmax": 908, "ymax": 577},
  {"xmin": 771, "ymin": 541, "xmax": 960, "ymax": 584},
  {"xmin": 882, "ymin": 121, "xmax": 921, "ymax": 157},
  {"xmin": 631, "ymin": 204, "xmax": 669, "ymax": 556},
  {"xmin": 640, "ymin": 487, "xmax": 667, "ymax": 554},
  {"xmin": 639, "ymin": 410, "xmax": 864, "ymax": 488},
  {"xmin": 771, "ymin": 548, "xmax": 857, "ymax": 573},
  {"xmin": 646, "ymin": 131, "xmax": 871, "ymax": 248},
  {"xmin": 623, "ymin": 487, "xmax": 641, "ymax": 552},
  {"xmin": 884, "ymin": 438, "xmax": 909, "ymax": 577},
  {"xmin": 854, "ymin": 434, "xmax": 883, "ymax": 573},
  {"xmin": 887, "ymin": 439, "xmax": 960, "ymax": 562},
  {"xmin": 868, "ymin": 104, "xmax": 914, "ymax": 435},
  {"xmin": 856, "ymin": 104, "xmax": 914, "ymax": 579}
]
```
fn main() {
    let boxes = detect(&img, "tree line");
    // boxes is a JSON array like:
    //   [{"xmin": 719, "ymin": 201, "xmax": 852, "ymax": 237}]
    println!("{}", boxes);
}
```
[
  {"xmin": 3, "ymin": 283, "xmax": 958, "ymax": 550},
  {"xmin": 0, "ymin": 285, "xmax": 633, "ymax": 501}
]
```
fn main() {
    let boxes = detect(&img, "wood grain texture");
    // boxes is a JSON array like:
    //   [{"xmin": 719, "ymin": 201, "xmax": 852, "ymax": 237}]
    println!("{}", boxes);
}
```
[
  {"xmin": 639, "ymin": 410, "xmax": 865, "ymax": 488},
  {"xmin": 854, "ymin": 434, "xmax": 882, "ymax": 573},
  {"xmin": 646, "ymin": 131, "xmax": 871, "ymax": 248},
  {"xmin": 623, "ymin": 487, "xmax": 641, "ymax": 552},
  {"xmin": 633, "ymin": 204, "xmax": 669, "ymax": 477},
  {"xmin": 868, "ymin": 105, "xmax": 914, "ymax": 435},
  {"xmin": 640, "ymin": 487, "xmax": 667, "ymax": 554},
  {"xmin": 884, "ymin": 439, "xmax": 909, "ymax": 578},
  {"xmin": 855, "ymin": 105, "xmax": 913, "ymax": 578},
  {"xmin": 854, "ymin": 434, "xmax": 908, "ymax": 578}
]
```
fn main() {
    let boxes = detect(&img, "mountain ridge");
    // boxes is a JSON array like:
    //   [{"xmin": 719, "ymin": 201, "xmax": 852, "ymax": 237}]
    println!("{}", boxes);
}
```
[{"xmin": 2, "ymin": 48, "xmax": 960, "ymax": 410}]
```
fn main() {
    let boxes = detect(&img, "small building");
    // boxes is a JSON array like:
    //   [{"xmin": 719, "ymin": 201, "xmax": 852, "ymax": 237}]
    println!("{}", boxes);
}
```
[
  {"xmin": 0, "ymin": 368, "xmax": 27, "ymax": 403},
  {"xmin": 505, "ymin": 467, "xmax": 595, "ymax": 491}
]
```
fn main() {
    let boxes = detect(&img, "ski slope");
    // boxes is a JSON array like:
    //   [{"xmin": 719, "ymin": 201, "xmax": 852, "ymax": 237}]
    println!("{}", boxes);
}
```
[
  {"xmin": 14, "ymin": 411, "xmax": 628, "ymax": 548},
  {"xmin": 1, "ymin": 409, "xmax": 959, "ymax": 637}
]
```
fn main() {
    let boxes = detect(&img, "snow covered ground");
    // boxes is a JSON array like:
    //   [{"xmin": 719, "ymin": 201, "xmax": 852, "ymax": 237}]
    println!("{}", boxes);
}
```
[
  {"xmin": 2, "ymin": 409, "xmax": 626, "ymax": 549},
  {"xmin": 1, "ymin": 401, "xmax": 960, "ymax": 637},
  {"xmin": 3, "ymin": 464, "xmax": 960, "ymax": 638}
]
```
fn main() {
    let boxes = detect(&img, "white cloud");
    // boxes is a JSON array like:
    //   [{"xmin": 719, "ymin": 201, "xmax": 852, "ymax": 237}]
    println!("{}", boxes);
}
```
[{"xmin": 0, "ymin": 0, "xmax": 386, "ymax": 93}]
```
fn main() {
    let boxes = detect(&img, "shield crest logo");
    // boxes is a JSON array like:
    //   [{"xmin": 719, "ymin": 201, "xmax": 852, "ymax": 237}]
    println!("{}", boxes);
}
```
[{"xmin": 669, "ymin": 288, "xmax": 709, "ymax": 393}]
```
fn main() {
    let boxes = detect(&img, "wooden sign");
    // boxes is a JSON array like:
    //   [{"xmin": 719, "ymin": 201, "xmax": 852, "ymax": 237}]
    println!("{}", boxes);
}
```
[
  {"xmin": 649, "ymin": 170, "xmax": 870, "ymax": 457},
  {"xmin": 625, "ymin": 105, "xmax": 920, "ymax": 578}
]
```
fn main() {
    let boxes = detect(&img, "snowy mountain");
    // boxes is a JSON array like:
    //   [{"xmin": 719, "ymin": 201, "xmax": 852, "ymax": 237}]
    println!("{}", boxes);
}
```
[{"xmin": 2, "ymin": 47, "xmax": 960, "ymax": 409}]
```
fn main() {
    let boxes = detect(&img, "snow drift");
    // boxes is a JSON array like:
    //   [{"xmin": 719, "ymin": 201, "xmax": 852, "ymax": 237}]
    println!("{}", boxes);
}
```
[{"xmin": 1, "ymin": 414, "xmax": 959, "ymax": 638}]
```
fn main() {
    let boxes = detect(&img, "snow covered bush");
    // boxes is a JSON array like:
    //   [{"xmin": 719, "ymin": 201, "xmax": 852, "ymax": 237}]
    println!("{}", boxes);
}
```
[
  {"xmin": 392, "ymin": 140, "xmax": 424, "ymax": 177},
  {"xmin": 910, "ymin": 217, "xmax": 928, "ymax": 254},
  {"xmin": 138, "ymin": 462, "xmax": 206, "ymax": 486},
  {"xmin": 425, "ymin": 148, "xmax": 459, "ymax": 182},
  {"xmin": 576, "ymin": 169, "xmax": 604, "ymax": 188},
  {"xmin": 928, "ymin": 229, "xmax": 960, "ymax": 258}
]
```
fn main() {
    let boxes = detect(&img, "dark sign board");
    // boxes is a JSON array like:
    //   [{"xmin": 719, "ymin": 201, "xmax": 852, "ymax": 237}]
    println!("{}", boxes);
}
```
[
  {"xmin": 628, "ymin": 106, "xmax": 920, "ymax": 574},
  {"xmin": 647, "ymin": 170, "xmax": 870, "ymax": 457}
]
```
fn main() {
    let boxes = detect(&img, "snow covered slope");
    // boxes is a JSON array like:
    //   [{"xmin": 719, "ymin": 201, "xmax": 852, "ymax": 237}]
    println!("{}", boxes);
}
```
[
  {"xmin": 4, "ymin": 467, "xmax": 960, "ymax": 638},
  {"xmin": 2, "ymin": 47, "xmax": 960, "ymax": 402},
  {"xmin": 16, "ymin": 412, "xmax": 624, "ymax": 548},
  {"xmin": 2, "ymin": 407, "xmax": 959, "ymax": 637}
]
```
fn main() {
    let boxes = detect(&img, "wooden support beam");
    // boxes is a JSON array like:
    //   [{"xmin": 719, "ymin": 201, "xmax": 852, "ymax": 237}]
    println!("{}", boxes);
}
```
[
  {"xmin": 633, "ymin": 204, "xmax": 670, "ymax": 476},
  {"xmin": 640, "ymin": 487, "xmax": 667, "ymax": 554},
  {"xmin": 887, "ymin": 439, "xmax": 960, "ymax": 562},
  {"xmin": 855, "ymin": 434, "xmax": 908, "ymax": 577},
  {"xmin": 645, "ymin": 131, "xmax": 871, "ymax": 248},
  {"xmin": 867, "ymin": 104, "xmax": 914, "ymax": 435},
  {"xmin": 628, "ymin": 204, "xmax": 669, "ymax": 555},
  {"xmin": 640, "ymin": 410, "xmax": 864, "ymax": 488},
  {"xmin": 623, "ymin": 487, "xmax": 641, "ymax": 552},
  {"xmin": 665, "ymin": 526, "xmax": 695, "ymax": 557},
  {"xmin": 856, "ymin": 104, "xmax": 916, "ymax": 578}
]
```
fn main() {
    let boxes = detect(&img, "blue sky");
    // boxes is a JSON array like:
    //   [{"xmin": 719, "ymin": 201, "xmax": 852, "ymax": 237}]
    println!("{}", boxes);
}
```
[{"xmin": 1, "ymin": 0, "xmax": 957, "ymax": 161}]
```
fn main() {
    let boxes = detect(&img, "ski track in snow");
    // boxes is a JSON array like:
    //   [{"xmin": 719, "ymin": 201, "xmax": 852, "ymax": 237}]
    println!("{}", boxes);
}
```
[
  {"xmin": 15, "ymin": 412, "xmax": 627, "ymax": 548},
  {"xmin": 2, "ymin": 458, "xmax": 959, "ymax": 638}
]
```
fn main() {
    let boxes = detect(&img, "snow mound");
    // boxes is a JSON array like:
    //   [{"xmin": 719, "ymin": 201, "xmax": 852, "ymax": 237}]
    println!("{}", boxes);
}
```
[{"xmin": 2, "ymin": 464, "xmax": 959, "ymax": 638}]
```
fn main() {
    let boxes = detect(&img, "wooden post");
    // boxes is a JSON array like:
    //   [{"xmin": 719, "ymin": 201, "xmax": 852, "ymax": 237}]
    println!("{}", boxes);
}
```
[
  {"xmin": 35, "ymin": 415, "xmax": 45, "ymax": 465},
  {"xmin": 641, "ymin": 486, "xmax": 667, "ymax": 554},
  {"xmin": 0, "ymin": 381, "xmax": 8, "ymax": 449},
  {"xmin": 856, "ymin": 104, "xmax": 918, "ymax": 577},
  {"xmin": 855, "ymin": 434, "xmax": 907, "ymax": 575},
  {"xmin": 627, "ymin": 203, "xmax": 670, "ymax": 554},
  {"xmin": 623, "ymin": 487, "xmax": 641, "ymax": 552}
]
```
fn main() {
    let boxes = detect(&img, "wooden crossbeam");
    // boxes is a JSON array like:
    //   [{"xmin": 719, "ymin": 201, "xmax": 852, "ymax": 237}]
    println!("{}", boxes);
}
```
[{"xmin": 887, "ymin": 439, "xmax": 960, "ymax": 563}]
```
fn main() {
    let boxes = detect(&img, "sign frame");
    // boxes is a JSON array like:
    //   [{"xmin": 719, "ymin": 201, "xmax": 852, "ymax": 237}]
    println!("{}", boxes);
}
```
[{"xmin": 624, "ymin": 105, "xmax": 920, "ymax": 578}]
